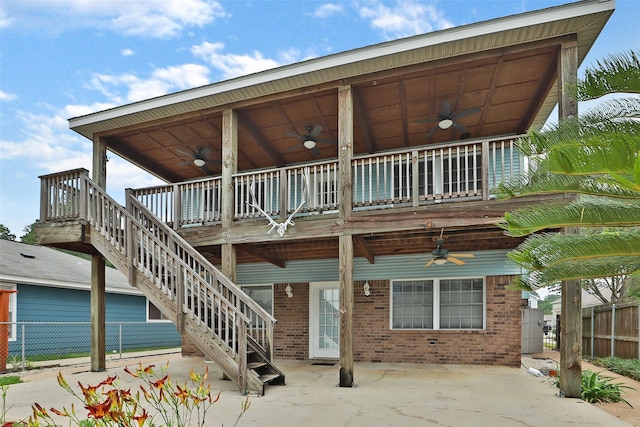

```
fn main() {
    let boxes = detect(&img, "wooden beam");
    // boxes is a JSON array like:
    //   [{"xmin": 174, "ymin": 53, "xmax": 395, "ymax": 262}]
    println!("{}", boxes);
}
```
[
  {"xmin": 339, "ymin": 234, "xmax": 354, "ymax": 387},
  {"xmin": 237, "ymin": 113, "xmax": 285, "ymax": 167},
  {"xmin": 352, "ymin": 87, "xmax": 375, "ymax": 153},
  {"xmin": 558, "ymin": 40, "xmax": 582, "ymax": 399},
  {"xmin": 338, "ymin": 85, "xmax": 355, "ymax": 387},
  {"xmin": 353, "ymin": 235, "xmax": 375, "ymax": 264},
  {"xmin": 221, "ymin": 109, "xmax": 239, "ymax": 285},
  {"xmin": 237, "ymin": 244, "xmax": 286, "ymax": 268},
  {"xmin": 90, "ymin": 253, "xmax": 106, "ymax": 371}
]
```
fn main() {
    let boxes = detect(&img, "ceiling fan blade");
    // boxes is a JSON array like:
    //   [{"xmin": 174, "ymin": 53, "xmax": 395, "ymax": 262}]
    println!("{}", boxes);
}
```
[
  {"xmin": 452, "ymin": 123, "xmax": 468, "ymax": 132},
  {"xmin": 311, "ymin": 146, "xmax": 321, "ymax": 157},
  {"xmin": 453, "ymin": 106, "xmax": 481, "ymax": 118},
  {"xmin": 176, "ymin": 149, "xmax": 195, "ymax": 157},
  {"xmin": 315, "ymin": 138, "xmax": 337, "ymax": 144},
  {"xmin": 441, "ymin": 100, "xmax": 451, "ymax": 115},
  {"xmin": 310, "ymin": 124, "xmax": 323, "ymax": 138},
  {"xmin": 205, "ymin": 159, "xmax": 222, "ymax": 165},
  {"xmin": 449, "ymin": 253, "xmax": 475, "ymax": 258},
  {"xmin": 424, "ymin": 259, "xmax": 435, "ymax": 268},
  {"xmin": 177, "ymin": 160, "xmax": 192, "ymax": 166},
  {"xmin": 198, "ymin": 147, "xmax": 211, "ymax": 157},
  {"xmin": 448, "ymin": 256, "xmax": 466, "ymax": 266},
  {"xmin": 425, "ymin": 125, "xmax": 439, "ymax": 139},
  {"xmin": 285, "ymin": 132, "xmax": 305, "ymax": 140}
]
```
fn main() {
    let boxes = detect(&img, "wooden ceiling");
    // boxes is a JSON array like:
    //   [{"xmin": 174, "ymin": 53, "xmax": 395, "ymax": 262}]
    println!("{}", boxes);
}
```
[{"xmin": 104, "ymin": 42, "xmax": 559, "ymax": 183}]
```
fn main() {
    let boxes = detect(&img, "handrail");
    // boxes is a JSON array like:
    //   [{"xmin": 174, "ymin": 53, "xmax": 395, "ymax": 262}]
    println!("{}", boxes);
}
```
[
  {"xmin": 39, "ymin": 169, "xmax": 276, "ymax": 371},
  {"xmin": 130, "ymin": 135, "xmax": 524, "ymax": 226}
]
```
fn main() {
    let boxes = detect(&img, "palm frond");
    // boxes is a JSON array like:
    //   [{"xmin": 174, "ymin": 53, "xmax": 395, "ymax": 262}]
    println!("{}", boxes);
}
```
[
  {"xmin": 577, "ymin": 50, "xmax": 640, "ymax": 100},
  {"xmin": 495, "ymin": 173, "xmax": 640, "ymax": 200},
  {"xmin": 518, "ymin": 257, "xmax": 640, "ymax": 288},
  {"xmin": 508, "ymin": 232, "xmax": 640, "ymax": 270},
  {"xmin": 500, "ymin": 199, "xmax": 640, "ymax": 236}
]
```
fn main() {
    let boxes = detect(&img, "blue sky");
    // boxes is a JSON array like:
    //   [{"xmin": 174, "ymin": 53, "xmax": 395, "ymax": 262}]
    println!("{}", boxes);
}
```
[{"xmin": 0, "ymin": 0, "xmax": 638, "ymax": 238}]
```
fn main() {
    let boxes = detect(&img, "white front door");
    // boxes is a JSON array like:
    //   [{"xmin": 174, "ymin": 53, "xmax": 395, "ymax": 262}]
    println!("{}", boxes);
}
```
[{"xmin": 309, "ymin": 282, "xmax": 340, "ymax": 359}]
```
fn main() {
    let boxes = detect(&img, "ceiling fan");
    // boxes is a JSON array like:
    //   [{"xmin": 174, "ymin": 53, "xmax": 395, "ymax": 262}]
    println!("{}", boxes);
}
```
[
  {"xmin": 415, "ymin": 100, "xmax": 481, "ymax": 139},
  {"xmin": 176, "ymin": 146, "xmax": 221, "ymax": 172},
  {"xmin": 285, "ymin": 125, "xmax": 336, "ymax": 155},
  {"xmin": 424, "ymin": 230, "xmax": 475, "ymax": 267}
]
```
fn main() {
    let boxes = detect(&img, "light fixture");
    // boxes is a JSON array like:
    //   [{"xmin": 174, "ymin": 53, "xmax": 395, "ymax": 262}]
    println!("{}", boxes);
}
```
[
  {"xmin": 434, "ymin": 258, "xmax": 448, "ymax": 265},
  {"xmin": 303, "ymin": 139, "xmax": 317, "ymax": 149},
  {"xmin": 438, "ymin": 118, "xmax": 453, "ymax": 130},
  {"xmin": 285, "ymin": 284, "xmax": 293, "ymax": 298},
  {"xmin": 363, "ymin": 281, "xmax": 370, "ymax": 297},
  {"xmin": 193, "ymin": 158, "xmax": 206, "ymax": 167}
]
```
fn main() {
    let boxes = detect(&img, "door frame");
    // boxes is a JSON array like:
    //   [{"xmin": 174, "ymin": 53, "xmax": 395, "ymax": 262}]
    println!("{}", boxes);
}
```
[{"xmin": 308, "ymin": 281, "xmax": 340, "ymax": 359}]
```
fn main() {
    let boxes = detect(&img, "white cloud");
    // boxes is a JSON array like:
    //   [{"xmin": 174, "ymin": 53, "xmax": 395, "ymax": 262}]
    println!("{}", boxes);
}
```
[
  {"xmin": 0, "ymin": 90, "xmax": 17, "ymax": 101},
  {"xmin": 358, "ymin": 0, "xmax": 453, "ymax": 39},
  {"xmin": 121, "ymin": 48, "xmax": 134, "ymax": 57},
  {"xmin": 314, "ymin": 3, "xmax": 344, "ymax": 18},
  {"xmin": 0, "ymin": 5, "xmax": 11, "ymax": 28},
  {"xmin": 191, "ymin": 41, "xmax": 283, "ymax": 79},
  {"xmin": 89, "ymin": 63, "xmax": 210, "ymax": 104},
  {"xmin": 3, "ymin": 0, "xmax": 228, "ymax": 38}
]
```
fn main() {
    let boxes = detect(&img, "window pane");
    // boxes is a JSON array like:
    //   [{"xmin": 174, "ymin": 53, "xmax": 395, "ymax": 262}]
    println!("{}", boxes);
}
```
[
  {"xmin": 439, "ymin": 278, "xmax": 483, "ymax": 329},
  {"xmin": 391, "ymin": 280, "xmax": 433, "ymax": 329},
  {"xmin": 241, "ymin": 285, "xmax": 273, "ymax": 315}
]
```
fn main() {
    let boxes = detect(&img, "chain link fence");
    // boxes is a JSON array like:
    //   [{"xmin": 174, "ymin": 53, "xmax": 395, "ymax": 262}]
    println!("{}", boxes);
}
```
[{"xmin": 2, "ymin": 321, "xmax": 181, "ymax": 371}]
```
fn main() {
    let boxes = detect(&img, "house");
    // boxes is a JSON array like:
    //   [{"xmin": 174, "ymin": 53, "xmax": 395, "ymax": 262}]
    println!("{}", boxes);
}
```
[
  {"xmin": 34, "ymin": 0, "xmax": 615, "ymax": 394},
  {"xmin": 0, "ymin": 239, "xmax": 181, "ymax": 358}
]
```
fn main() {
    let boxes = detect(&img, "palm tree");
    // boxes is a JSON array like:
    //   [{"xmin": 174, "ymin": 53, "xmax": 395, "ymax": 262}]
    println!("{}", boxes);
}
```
[{"xmin": 497, "ymin": 50, "xmax": 640, "ymax": 290}]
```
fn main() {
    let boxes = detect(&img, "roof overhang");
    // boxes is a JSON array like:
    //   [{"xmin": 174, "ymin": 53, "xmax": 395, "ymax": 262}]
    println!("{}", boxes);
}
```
[{"xmin": 69, "ymin": 0, "xmax": 615, "ymax": 140}]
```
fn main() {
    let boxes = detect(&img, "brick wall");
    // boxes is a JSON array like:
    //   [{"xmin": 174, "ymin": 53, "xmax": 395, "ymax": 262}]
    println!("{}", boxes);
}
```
[
  {"xmin": 272, "ymin": 275, "xmax": 521, "ymax": 367},
  {"xmin": 182, "ymin": 275, "xmax": 522, "ymax": 367}
]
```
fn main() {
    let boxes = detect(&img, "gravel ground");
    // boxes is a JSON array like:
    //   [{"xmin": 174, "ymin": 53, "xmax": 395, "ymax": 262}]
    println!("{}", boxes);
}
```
[{"xmin": 521, "ymin": 355, "xmax": 559, "ymax": 376}]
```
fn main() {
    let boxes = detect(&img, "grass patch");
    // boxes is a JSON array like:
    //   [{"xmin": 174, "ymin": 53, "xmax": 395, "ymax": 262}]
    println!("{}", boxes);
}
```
[
  {"xmin": 593, "ymin": 357, "xmax": 640, "ymax": 382},
  {"xmin": 0, "ymin": 376, "xmax": 21, "ymax": 386}
]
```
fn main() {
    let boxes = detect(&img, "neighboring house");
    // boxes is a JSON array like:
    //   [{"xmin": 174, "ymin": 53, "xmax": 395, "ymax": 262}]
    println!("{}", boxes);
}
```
[
  {"xmin": 551, "ymin": 288, "xmax": 615, "ymax": 321},
  {"xmin": 0, "ymin": 239, "xmax": 181, "ymax": 357},
  {"xmin": 35, "ymin": 0, "xmax": 615, "ymax": 394}
]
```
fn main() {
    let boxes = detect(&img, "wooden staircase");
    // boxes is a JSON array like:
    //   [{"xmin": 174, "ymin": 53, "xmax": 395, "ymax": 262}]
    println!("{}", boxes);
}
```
[{"xmin": 38, "ymin": 169, "xmax": 285, "ymax": 395}]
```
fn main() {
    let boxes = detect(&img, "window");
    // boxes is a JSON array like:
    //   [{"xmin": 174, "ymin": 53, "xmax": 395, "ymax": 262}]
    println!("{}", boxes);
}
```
[
  {"xmin": 240, "ymin": 284, "xmax": 273, "ymax": 316},
  {"xmin": 147, "ymin": 299, "xmax": 170, "ymax": 322},
  {"xmin": 0, "ymin": 283, "xmax": 17, "ymax": 341},
  {"xmin": 391, "ymin": 278, "xmax": 485, "ymax": 330}
]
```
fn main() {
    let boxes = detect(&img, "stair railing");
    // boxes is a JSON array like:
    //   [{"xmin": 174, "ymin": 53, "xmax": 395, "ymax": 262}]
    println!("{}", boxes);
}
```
[{"xmin": 39, "ymin": 169, "xmax": 276, "ymax": 373}]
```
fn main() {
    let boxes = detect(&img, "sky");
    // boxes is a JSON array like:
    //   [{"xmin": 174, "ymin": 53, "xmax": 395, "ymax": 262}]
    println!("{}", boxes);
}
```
[{"xmin": 0, "ymin": 0, "xmax": 639, "ymax": 239}]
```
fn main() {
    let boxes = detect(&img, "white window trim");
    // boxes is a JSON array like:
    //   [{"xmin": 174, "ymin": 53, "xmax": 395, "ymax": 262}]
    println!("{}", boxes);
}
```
[
  {"xmin": 0, "ymin": 282, "xmax": 17, "ymax": 341},
  {"xmin": 146, "ymin": 298, "xmax": 171, "ymax": 323},
  {"xmin": 389, "ymin": 276, "xmax": 486, "ymax": 331}
]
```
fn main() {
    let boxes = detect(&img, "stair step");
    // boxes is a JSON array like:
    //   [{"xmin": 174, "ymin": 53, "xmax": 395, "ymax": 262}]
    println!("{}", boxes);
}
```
[
  {"xmin": 259, "ymin": 373, "xmax": 282, "ymax": 384},
  {"xmin": 248, "ymin": 361, "xmax": 267, "ymax": 370}
]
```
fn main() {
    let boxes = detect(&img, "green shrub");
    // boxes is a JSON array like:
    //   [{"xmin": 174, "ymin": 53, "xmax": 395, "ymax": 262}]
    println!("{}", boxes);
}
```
[
  {"xmin": 580, "ymin": 370, "xmax": 633, "ymax": 407},
  {"xmin": 593, "ymin": 357, "xmax": 640, "ymax": 382}
]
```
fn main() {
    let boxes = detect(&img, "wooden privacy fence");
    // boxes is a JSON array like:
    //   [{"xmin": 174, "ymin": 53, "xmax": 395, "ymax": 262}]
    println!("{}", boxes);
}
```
[{"xmin": 582, "ymin": 302, "xmax": 639, "ymax": 359}]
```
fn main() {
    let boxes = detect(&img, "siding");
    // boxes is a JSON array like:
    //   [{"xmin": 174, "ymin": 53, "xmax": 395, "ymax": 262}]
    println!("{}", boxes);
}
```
[
  {"xmin": 237, "ymin": 250, "xmax": 520, "ymax": 284},
  {"xmin": 8, "ymin": 284, "xmax": 181, "ymax": 357}
]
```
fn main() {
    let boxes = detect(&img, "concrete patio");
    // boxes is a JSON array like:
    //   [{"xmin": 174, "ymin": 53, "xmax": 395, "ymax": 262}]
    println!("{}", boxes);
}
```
[{"xmin": 2, "ymin": 352, "xmax": 632, "ymax": 426}]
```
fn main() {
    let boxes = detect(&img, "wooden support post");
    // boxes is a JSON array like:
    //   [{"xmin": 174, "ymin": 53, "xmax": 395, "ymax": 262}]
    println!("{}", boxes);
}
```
[
  {"xmin": 338, "ymin": 85, "xmax": 355, "ymax": 387},
  {"xmin": 558, "ymin": 39, "xmax": 581, "ymax": 398},
  {"xmin": 91, "ymin": 137, "xmax": 107, "ymax": 372},
  {"xmin": 221, "ymin": 109, "xmax": 238, "ymax": 382},
  {"xmin": 91, "ymin": 255, "xmax": 106, "ymax": 371}
]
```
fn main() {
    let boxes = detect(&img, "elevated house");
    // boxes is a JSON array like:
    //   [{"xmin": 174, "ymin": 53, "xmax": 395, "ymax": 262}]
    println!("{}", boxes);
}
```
[{"xmin": 35, "ymin": 0, "xmax": 614, "ymax": 394}]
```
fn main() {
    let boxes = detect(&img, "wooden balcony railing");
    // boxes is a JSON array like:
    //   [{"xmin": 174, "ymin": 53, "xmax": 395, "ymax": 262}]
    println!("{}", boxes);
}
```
[{"xmin": 131, "ymin": 136, "xmax": 523, "ymax": 228}]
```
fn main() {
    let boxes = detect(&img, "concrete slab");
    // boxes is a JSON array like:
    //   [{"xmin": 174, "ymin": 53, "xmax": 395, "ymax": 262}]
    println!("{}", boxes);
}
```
[{"xmin": 2, "ymin": 353, "xmax": 632, "ymax": 426}]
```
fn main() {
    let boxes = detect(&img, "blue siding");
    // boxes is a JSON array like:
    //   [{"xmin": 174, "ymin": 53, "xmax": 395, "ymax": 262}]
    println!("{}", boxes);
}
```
[
  {"xmin": 237, "ymin": 250, "xmax": 521, "ymax": 284},
  {"xmin": 9, "ymin": 284, "xmax": 181, "ymax": 357}
]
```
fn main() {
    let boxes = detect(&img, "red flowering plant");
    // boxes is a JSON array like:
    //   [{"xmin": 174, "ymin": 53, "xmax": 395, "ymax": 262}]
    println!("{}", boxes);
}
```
[{"xmin": 20, "ymin": 362, "xmax": 249, "ymax": 427}]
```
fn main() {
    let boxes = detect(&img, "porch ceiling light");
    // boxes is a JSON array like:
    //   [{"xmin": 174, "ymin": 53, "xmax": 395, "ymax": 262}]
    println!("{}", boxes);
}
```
[
  {"xmin": 193, "ymin": 158, "xmax": 206, "ymax": 167},
  {"xmin": 438, "ymin": 118, "xmax": 453, "ymax": 130},
  {"xmin": 434, "ymin": 258, "xmax": 448, "ymax": 265},
  {"xmin": 303, "ymin": 139, "xmax": 317, "ymax": 149},
  {"xmin": 285, "ymin": 284, "xmax": 293, "ymax": 298}
]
